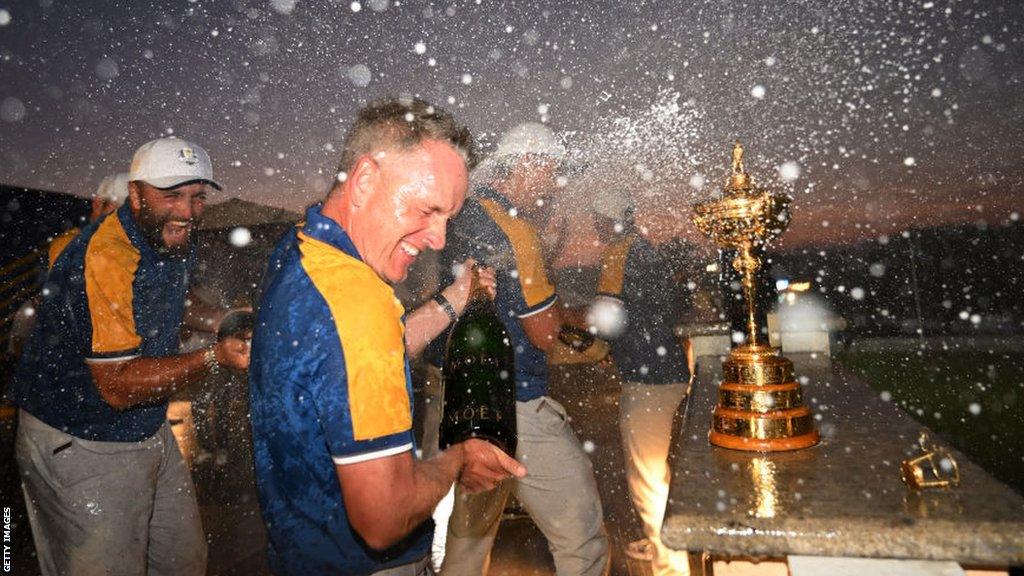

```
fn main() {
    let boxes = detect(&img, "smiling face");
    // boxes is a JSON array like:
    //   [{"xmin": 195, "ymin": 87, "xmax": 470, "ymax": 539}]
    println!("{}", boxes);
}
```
[
  {"xmin": 350, "ymin": 139, "xmax": 469, "ymax": 283},
  {"xmin": 517, "ymin": 154, "xmax": 560, "ymax": 204},
  {"xmin": 128, "ymin": 180, "xmax": 211, "ymax": 258}
]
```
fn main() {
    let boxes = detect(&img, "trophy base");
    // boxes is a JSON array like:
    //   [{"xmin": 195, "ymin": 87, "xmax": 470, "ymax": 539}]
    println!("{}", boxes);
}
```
[
  {"xmin": 708, "ymin": 344, "xmax": 820, "ymax": 452},
  {"xmin": 710, "ymin": 429, "xmax": 820, "ymax": 452}
]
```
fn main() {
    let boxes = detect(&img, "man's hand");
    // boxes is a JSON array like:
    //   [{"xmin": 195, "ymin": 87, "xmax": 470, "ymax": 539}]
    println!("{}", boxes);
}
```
[
  {"xmin": 403, "ymin": 258, "xmax": 497, "ymax": 358},
  {"xmin": 444, "ymin": 258, "xmax": 497, "ymax": 314},
  {"xmin": 458, "ymin": 438, "xmax": 527, "ymax": 494},
  {"xmin": 215, "ymin": 335, "xmax": 250, "ymax": 371}
]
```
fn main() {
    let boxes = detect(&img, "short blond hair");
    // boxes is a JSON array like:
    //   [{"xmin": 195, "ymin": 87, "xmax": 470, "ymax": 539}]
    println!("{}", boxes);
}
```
[{"xmin": 336, "ymin": 98, "xmax": 477, "ymax": 176}]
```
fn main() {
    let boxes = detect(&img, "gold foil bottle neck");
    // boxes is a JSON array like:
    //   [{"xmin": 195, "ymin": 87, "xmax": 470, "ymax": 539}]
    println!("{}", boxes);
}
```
[{"xmin": 467, "ymin": 263, "xmax": 491, "ymax": 304}]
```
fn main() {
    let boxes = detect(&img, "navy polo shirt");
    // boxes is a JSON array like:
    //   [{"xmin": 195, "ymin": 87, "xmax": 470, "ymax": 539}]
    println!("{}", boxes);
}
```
[
  {"xmin": 249, "ymin": 205, "xmax": 429, "ymax": 575},
  {"xmin": 9, "ymin": 202, "xmax": 193, "ymax": 441}
]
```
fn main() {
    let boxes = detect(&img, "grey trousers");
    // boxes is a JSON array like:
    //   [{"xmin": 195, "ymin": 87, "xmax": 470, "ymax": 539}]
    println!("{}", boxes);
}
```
[
  {"xmin": 440, "ymin": 396, "xmax": 609, "ymax": 576},
  {"xmin": 15, "ymin": 410, "xmax": 206, "ymax": 576}
]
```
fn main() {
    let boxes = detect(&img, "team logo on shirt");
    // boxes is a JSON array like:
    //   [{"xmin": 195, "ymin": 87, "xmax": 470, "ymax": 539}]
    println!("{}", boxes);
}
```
[{"xmin": 178, "ymin": 147, "xmax": 198, "ymax": 165}]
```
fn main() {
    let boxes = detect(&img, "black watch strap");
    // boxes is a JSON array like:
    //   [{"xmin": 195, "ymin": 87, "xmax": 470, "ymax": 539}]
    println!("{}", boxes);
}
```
[{"xmin": 432, "ymin": 293, "xmax": 458, "ymax": 323}]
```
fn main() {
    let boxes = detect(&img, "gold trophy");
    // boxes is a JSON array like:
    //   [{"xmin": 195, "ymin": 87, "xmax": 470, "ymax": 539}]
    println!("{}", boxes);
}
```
[{"xmin": 692, "ymin": 142, "xmax": 819, "ymax": 451}]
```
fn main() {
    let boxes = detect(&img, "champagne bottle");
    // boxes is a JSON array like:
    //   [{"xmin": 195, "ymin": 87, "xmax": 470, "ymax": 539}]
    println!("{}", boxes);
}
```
[{"xmin": 439, "ymin": 269, "xmax": 517, "ymax": 456}]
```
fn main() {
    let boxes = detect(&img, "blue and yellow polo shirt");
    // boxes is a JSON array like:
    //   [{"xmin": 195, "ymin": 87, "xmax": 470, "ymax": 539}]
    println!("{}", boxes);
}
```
[
  {"xmin": 597, "ymin": 233, "xmax": 690, "ymax": 384},
  {"xmin": 249, "ymin": 205, "xmax": 429, "ymax": 576},
  {"xmin": 432, "ymin": 186, "xmax": 558, "ymax": 402},
  {"xmin": 9, "ymin": 202, "xmax": 193, "ymax": 441}
]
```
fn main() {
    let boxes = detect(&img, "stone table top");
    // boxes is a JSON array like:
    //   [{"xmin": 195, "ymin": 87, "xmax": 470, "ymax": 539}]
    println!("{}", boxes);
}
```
[{"xmin": 662, "ymin": 354, "xmax": 1024, "ymax": 565}]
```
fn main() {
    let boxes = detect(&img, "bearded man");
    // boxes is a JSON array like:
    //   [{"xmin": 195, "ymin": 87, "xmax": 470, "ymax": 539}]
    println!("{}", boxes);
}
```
[{"xmin": 9, "ymin": 137, "xmax": 249, "ymax": 576}]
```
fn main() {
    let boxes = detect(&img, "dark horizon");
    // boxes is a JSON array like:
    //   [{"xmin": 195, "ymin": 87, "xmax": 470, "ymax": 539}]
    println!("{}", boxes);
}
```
[{"xmin": 2, "ymin": 178, "xmax": 1019, "ymax": 268}]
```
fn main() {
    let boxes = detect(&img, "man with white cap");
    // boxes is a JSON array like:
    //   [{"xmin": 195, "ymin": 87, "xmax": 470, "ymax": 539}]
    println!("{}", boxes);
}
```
[
  {"xmin": 9, "ymin": 137, "xmax": 249, "ymax": 576},
  {"xmin": 429, "ymin": 122, "xmax": 610, "ymax": 575},
  {"xmin": 568, "ymin": 188, "xmax": 694, "ymax": 575},
  {"xmin": 47, "ymin": 172, "xmax": 130, "ymax": 268}
]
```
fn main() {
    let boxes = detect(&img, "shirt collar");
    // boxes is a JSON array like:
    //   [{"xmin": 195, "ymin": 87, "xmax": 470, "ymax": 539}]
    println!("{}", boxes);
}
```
[
  {"xmin": 300, "ymin": 204, "xmax": 362, "ymax": 260},
  {"xmin": 116, "ymin": 203, "xmax": 158, "ymax": 262},
  {"xmin": 474, "ymin": 186, "xmax": 516, "ymax": 213}
]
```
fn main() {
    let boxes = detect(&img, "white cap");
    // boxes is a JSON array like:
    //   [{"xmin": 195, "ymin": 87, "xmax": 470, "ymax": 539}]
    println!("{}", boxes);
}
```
[
  {"xmin": 129, "ymin": 137, "xmax": 222, "ymax": 190},
  {"xmin": 492, "ymin": 122, "xmax": 566, "ymax": 160},
  {"xmin": 93, "ymin": 172, "xmax": 129, "ymax": 205},
  {"xmin": 591, "ymin": 187, "xmax": 634, "ymax": 221}
]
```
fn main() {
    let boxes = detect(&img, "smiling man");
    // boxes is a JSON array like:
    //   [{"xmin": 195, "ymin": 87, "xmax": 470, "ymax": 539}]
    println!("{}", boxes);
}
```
[
  {"xmin": 9, "ymin": 137, "xmax": 250, "ymax": 576},
  {"xmin": 249, "ymin": 98, "xmax": 525, "ymax": 576}
]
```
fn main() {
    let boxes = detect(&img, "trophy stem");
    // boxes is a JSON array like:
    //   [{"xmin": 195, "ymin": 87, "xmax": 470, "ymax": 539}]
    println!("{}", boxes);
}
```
[{"xmin": 735, "ymin": 244, "xmax": 761, "ymax": 346}]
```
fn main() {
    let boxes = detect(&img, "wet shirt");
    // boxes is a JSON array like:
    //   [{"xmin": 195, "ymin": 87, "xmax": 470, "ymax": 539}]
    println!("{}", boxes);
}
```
[
  {"xmin": 249, "ymin": 205, "xmax": 429, "ymax": 575},
  {"xmin": 598, "ymin": 233, "xmax": 690, "ymax": 384},
  {"xmin": 9, "ymin": 203, "xmax": 193, "ymax": 441},
  {"xmin": 433, "ymin": 187, "xmax": 558, "ymax": 402}
]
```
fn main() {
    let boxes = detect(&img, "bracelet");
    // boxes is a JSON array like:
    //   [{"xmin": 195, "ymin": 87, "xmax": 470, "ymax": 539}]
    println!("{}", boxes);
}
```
[
  {"xmin": 432, "ymin": 293, "xmax": 458, "ymax": 323},
  {"xmin": 204, "ymin": 346, "xmax": 220, "ymax": 376}
]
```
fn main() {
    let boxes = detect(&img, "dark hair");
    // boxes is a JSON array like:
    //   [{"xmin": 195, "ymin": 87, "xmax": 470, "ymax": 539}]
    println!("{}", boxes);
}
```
[{"xmin": 336, "ymin": 98, "xmax": 477, "ymax": 176}]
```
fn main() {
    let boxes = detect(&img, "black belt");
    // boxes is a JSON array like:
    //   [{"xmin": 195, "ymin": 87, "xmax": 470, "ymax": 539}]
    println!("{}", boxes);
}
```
[{"xmin": 368, "ymin": 556, "xmax": 431, "ymax": 576}]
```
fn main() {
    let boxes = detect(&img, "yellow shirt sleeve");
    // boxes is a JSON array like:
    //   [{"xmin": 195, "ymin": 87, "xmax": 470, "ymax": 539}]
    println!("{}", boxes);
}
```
[
  {"xmin": 299, "ymin": 232, "xmax": 412, "ymax": 441},
  {"xmin": 84, "ymin": 217, "xmax": 142, "ymax": 358}
]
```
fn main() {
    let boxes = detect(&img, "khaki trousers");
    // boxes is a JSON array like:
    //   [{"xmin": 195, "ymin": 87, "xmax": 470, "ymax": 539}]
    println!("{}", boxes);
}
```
[{"xmin": 620, "ymin": 382, "xmax": 689, "ymax": 576}]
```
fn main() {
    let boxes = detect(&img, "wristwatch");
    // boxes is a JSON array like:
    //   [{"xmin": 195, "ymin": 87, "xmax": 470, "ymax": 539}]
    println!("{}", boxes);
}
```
[
  {"xmin": 432, "ymin": 293, "xmax": 458, "ymax": 323},
  {"xmin": 204, "ymin": 346, "xmax": 220, "ymax": 376},
  {"xmin": 558, "ymin": 325, "xmax": 596, "ymax": 353}
]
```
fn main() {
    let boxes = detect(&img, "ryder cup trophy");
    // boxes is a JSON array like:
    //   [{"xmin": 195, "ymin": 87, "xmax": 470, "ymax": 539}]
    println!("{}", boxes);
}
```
[{"xmin": 692, "ymin": 142, "xmax": 819, "ymax": 451}]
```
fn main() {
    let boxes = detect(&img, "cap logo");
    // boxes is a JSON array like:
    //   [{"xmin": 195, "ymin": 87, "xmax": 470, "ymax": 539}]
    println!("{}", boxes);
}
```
[{"xmin": 178, "ymin": 147, "xmax": 198, "ymax": 166}]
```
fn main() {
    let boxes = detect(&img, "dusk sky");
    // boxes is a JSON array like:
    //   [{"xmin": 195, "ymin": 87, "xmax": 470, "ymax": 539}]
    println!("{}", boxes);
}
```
[{"xmin": 1, "ymin": 0, "xmax": 1022, "ymax": 247}]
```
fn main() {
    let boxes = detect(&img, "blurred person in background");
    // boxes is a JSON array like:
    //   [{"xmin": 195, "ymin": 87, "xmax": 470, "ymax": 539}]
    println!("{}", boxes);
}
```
[
  {"xmin": 6, "ymin": 172, "xmax": 131, "ymax": 362},
  {"xmin": 566, "ymin": 188, "xmax": 695, "ymax": 575},
  {"xmin": 48, "ymin": 172, "xmax": 130, "ymax": 268}
]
